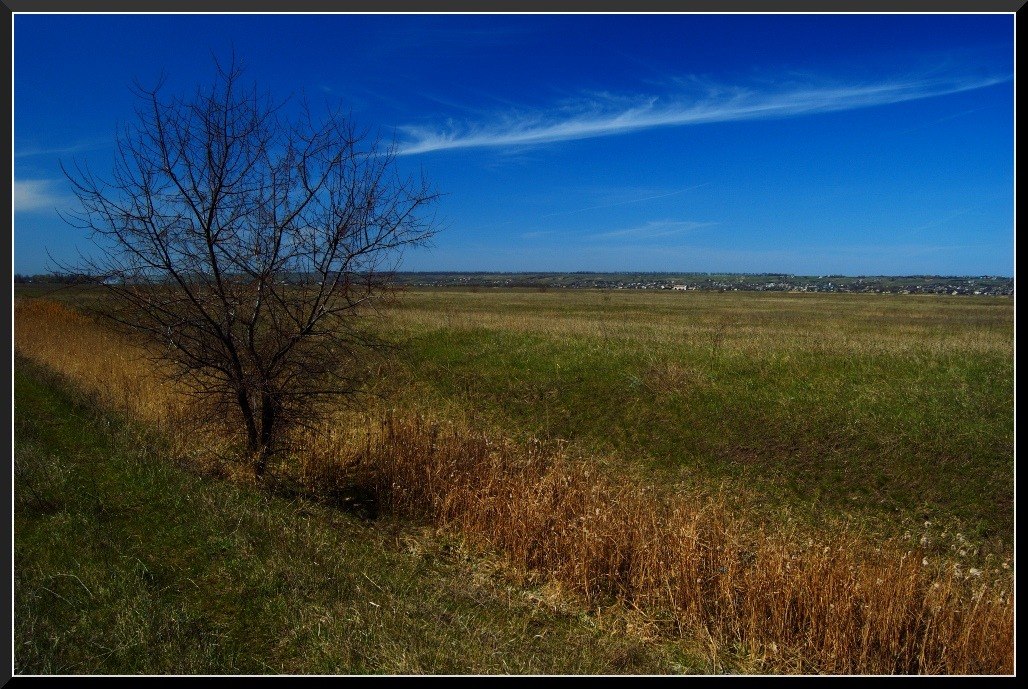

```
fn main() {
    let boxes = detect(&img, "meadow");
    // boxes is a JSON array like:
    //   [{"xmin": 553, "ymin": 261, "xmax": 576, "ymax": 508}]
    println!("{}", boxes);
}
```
[
  {"xmin": 382, "ymin": 288, "xmax": 1014, "ymax": 549},
  {"xmin": 13, "ymin": 285, "xmax": 1015, "ymax": 674}
]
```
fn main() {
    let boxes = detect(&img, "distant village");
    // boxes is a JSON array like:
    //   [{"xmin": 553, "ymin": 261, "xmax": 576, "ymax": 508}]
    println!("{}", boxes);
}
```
[
  {"xmin": 390, "ymin": 272, "xmax": 1014, "ymax": 296},
  {"xmin": 14, "ymin": 272, "xmax": 1014, "ymax": 297}
]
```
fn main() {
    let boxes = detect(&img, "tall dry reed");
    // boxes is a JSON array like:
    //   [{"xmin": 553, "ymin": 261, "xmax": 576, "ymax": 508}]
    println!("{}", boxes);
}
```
[{"xmin": 356, "ymin": 413, "xmax": 1012, "ymax": 674}]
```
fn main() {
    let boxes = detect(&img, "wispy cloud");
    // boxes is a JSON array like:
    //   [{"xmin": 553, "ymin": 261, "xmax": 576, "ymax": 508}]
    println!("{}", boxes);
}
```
[
  {"xmin": 14, "ymin": 179, "xmax": 69, "ymax": 213},
  {"xmin": 895, "ymin": 104, "xmax": 997, "ymax": 135},
  {"xmin": 15, "ymin": 137, "xmax": 109, "ymax": 159},
  {"xmin": 395, "ymin": 72, "xmax": 1009, "ymax": 155},
  {"xmin": 593, "ymin": 219, "xmax": 715, "ymax": 241}
]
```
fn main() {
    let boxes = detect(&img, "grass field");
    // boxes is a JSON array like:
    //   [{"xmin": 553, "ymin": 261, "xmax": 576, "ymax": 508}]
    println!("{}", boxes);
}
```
[
  {"xmin": 13, "ymin": 285, "xmax": 1015, "ymax": 674},
  {"xmin": 381, "ymin": 289, "xmax": 1014, "ymax": 550}
]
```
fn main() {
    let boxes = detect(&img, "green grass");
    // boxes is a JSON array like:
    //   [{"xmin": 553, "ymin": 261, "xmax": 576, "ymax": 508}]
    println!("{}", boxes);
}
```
[
  {"xmin": 14, "ymin": 358, "xmax": 703, "ymax": 675},
  {"xmin": 381, "ymin": 289, "xmax": 1013, "ymax": 551}
]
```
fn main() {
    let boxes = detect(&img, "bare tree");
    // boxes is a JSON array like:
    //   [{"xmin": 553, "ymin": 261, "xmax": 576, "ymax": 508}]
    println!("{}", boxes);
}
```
[{"xmin": 61, "ymin": 58, "xmax": 439, "ymax": 476}]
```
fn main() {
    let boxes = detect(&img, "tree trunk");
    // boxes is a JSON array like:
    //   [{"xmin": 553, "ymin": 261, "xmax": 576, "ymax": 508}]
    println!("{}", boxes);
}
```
[
  {"xmin": 253, "ymin": 444, "xmax": 271, "ymax": 479},
  {"xmin": 253, "ymin": 393, "xmax": 276, "ymax": 478},
  {"xmin": 236, "ymin": 386, "xmax": 265, "ymax": 476}
]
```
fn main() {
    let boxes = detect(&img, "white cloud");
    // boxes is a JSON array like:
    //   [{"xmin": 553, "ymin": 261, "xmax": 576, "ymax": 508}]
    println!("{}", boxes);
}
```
[
  {"xmin": 14, "ymin": 137, "xmax": 109, "ymax": 159},
  {"xmin": 13, "ymin": 179, "xmax": 67, "ymax": 213},
  {"xmin": 395, "ymin": 72, "xmax": 1009, "ymax": 155}
]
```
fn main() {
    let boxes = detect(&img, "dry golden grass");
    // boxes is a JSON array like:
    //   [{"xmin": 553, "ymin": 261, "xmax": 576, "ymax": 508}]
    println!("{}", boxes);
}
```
[
  {"xmin": 13, "ymin": 299, "xmax": 236, "ymax": 471},
  {"xmin": 14, "ymin": 297, "xmax": 1014, "ymax": 674},
  {"xmin": 384, "ymin": 289, "xmax": 1013, "ymax": 357},
  {"xmin": 14, "ymin": 300, "xmax": 180, "ymax": 424},
  {"xmin": 358, "ymin": 414, "xmax": 1012, "ymax": 674}
]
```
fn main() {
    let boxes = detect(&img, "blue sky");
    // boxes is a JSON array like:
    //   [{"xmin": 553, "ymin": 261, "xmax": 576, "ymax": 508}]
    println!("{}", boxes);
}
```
[{"xmin": 13, "ymin": 13, "xmax": 1014, "ymax": 276}]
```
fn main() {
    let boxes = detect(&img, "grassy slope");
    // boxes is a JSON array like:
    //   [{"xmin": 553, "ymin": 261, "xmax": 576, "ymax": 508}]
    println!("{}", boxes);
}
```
[
  {"xmin": 384, "ymin": 289, "xmax": 1013, "ymax": 549},
  {"xmin": 14, "ymin": 359, "xmax": 699, "ymax": 675}
]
